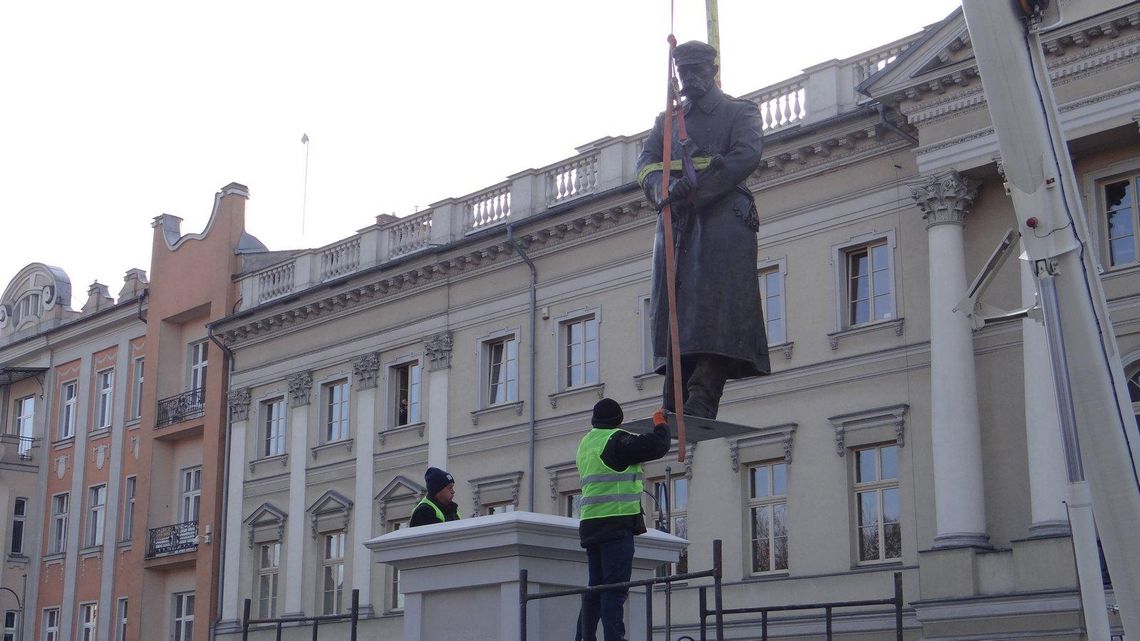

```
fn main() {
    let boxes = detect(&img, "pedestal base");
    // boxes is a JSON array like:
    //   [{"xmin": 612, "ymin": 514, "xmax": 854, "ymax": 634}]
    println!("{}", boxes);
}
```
[{"xmin": 624, "ymin": 414, "xmax": 758, "ymax": 442}]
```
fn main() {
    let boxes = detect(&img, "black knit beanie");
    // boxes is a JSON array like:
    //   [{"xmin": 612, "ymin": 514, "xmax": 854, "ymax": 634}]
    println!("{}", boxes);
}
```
[
  {"xmin": 425, "ymin": 467, "xmax": 454, "ymax": 497},
  {"xmin": 592, "ymin": 398, "xmax": 624, "ymax": 427}
]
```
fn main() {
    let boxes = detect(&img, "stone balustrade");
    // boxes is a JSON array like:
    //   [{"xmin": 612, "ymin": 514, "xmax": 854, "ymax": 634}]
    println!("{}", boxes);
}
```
[{"xmin": 234, "ymin": 35, "xmax": 922, "ymax": 311}]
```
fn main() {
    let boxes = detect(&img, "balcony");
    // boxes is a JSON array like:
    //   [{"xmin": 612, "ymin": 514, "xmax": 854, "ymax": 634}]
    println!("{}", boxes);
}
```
[
  {"xmin": 156, "ymin": 387, "xmax": 206, "ymax": 428},
  {"xmin": 146, "ymin": 520, "xmax": 198, "ymax": 559},
  {"xmin": 0, "ymin": 434, "xmax": 35, "ymax": 463}
]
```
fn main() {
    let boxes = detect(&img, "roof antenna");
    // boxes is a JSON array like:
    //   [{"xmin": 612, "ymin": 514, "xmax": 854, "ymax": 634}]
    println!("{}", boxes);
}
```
[{"xmin": 301, "ymin": 133, "xmax": 311, "ymax": 235}]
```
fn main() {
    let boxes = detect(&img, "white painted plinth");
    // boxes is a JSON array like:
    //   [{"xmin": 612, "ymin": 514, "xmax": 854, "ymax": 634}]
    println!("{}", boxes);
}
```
[{"xmin": 366, "ymin": 511, "xmax": 687, "ymax": 641}]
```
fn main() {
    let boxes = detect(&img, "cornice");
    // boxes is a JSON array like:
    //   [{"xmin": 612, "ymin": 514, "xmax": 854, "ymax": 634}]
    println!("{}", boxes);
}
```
[{"xmin": 218, "ymin": 201, "xmax": 653, "ymax": 347}]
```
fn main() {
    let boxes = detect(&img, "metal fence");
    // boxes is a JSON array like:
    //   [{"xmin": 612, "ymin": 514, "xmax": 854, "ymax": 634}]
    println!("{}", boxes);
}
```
[{"xmin": 241, "ymin": 589, "xmax": 359, "ymax": 641}]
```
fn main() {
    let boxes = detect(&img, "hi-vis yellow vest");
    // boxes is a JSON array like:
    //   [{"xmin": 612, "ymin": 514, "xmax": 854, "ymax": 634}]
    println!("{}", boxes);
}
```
[
  {"xmin": 576, "ymin": 429, "xmax": 644, "ymax": 521},
  {"xmin": 416, "ymin": 497, "xmax": 460, "ymax": 523}
]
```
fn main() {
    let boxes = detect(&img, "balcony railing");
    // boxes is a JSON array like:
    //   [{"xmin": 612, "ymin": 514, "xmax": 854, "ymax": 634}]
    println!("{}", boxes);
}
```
[
  {"xmin": 156, "ymin": 387, "xmax": 206, "ymax": 428},
  {"xmin": 0, "ymin": 434, "xmax": 36, "ymax": 462},
  {"xmin": 231, "ymin": 35, "xmax": 925, "ymax": 313},
  {"xmin": 146, "ymin": 520, "xmax": 199, "ymax": 558}
]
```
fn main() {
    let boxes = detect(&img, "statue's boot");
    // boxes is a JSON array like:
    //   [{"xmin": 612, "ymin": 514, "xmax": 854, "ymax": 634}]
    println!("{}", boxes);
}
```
[{"xmin": 683, "ymin": 355, "xmax": 729, "ymax": 419}]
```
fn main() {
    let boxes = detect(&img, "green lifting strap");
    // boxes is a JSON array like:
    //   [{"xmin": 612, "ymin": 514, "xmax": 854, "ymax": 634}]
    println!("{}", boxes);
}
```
[{"xmin": 636, "ymin": 156, "xmax": 715, "ymax": 186}]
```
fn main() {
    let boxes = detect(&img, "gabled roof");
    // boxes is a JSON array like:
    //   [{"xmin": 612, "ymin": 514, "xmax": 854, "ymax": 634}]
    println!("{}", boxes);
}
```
[
  {"xmin": 243, "ymin": 502, "xmax": 287, "ymax": 526},
  {"xmin": 859, "ymin": 7, "xmax": 974, "ymax": 103},
  {"xmin": 375, "ymin": 475, "xmax": 424, "ymax": 503},
  {"xmin": 307, "ymin": 489, "xmax": 353, "ymax": 515}
]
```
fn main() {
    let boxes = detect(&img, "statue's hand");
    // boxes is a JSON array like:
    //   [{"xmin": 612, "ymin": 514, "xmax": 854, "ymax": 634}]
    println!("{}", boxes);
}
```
[
  {"xmin": 644, "ymin": 174, "xmax": 666, "ymax": 209},
  {"xmin": 667, "ymin": 175, "xmax": 695, "ymax": 204}
]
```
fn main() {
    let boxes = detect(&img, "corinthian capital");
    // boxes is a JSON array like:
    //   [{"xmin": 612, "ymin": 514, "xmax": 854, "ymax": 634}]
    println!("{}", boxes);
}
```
[
  {"xmin": 287, "ymin": 371, "xmax": 314, "ymax": 406},
  {"xmin": 909, "ymin": 169, "xmax": 980, "ymax": 228},
  {"xmin": 353, "ymin": 352, "xmax": 381, "ymax": 390},
  {"xmin": 228, "ymin": 388, "xmax": 252, "ymax": 422}
]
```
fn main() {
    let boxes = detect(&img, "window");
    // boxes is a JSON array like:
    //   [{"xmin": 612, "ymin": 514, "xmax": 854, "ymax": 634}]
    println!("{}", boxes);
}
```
[
  {"xmin": 484, "ymin": 502, "xmax": 516, "ymax": 515},
  {"xmin": 86, "ymin": 484, "xmax": 107, "ymax": 547},
  {"xmin": 324, "ymin": 380, "xmax": 350, "ymax": 442},
  {"xmin": 759, "ymin": 265, "xmax": 786, "ymax": 345},
  {"xmin": 844, "ymin": 241, "xmax": 893, "ymax": 326},
  {"xmin": 173, "ymin": 593, "xmax": 194, "ymax": 641},
  {"xmin": 189, "ymin": 341, "xmax": 208, "ymax": 391},
  {"xmin": 563, "ymin": 315, "xmax": 599, "ymax": 388},
  {"xmin": 563, "ymin": 492, "xmax": 582, "ymax": 519},
  {"xmin": 257, "ymin": 542, "xmax": 280, "ymax": 619},
  {"xmin": 1128, "ymin": 368, "xmax": 1140, "ymax": 429},
  {"xmin": 12, "ymin": 292, "xmax": 40, "ymax": 327},
  {"xmin": 388, "ymin": 521, "xmax": 407, "ymax": 610},
  {"xmin": 131, "ymin": 358, "xmax": 144, "ymax": 419},
  {"xmin": 182, "ymin": 467, "xmax": 202, "ymax": 523},
  {"xmin": 391, "ymin": 361, "xmax": 421, "ymax": 427},
  {"xmin": 485, "ymin": 336, "xmax": 518, "ymax": 406},
  {"xmin": 748, "ymin": 462, "xmax": 788, "ymax": 573},
  {"xmin": 50, "ymin": 493, "xmax": 69, "ymax": 554},
  {"xmin": 15, "ymin": 395, "xmax": 34, "ymax": 457},
  {"xmin": 42, "ymin": 609, "xmax": 60, "ymax": 641},
  {"xmin": 78, "ymin": 603, "xmax": 97, "ymax": 641},
  {"xmin": 652, "ymin": 476, "xmax": 688, "ymax": 574},
  {"xmin": 115, "ymin": 598, "xmax": 128, "ymax": 641},
  {"xmin": 322, "ymin": 532, "xmax": 346, "ymax": 614},
  {"xmin": 854, "ymin": 444, "xmax": 901, "ymax": 563},
  {"xmin": 96, "ymin": 369, "xmax": 114, "ymax": 430},
  {"xmin": 60, "ymin": 381, "xmax": 78, "ymax": 439},
  {"xmin": 10, "ymin": 498, "xmax": 26, "ymax": 556},
  {"xmin": 3, "ymin": 611, "xmax": 15, "ymax": 641},
  {"xmin": 121, "ymin": 477, "xmax": 136, "ymax": 541},
  {"xmin": 640, "ymin": 296, "xmax": 655, "ymax": 373},
  {"xmin": 1103, "ymin": 175, "xmax": 1139, "ymax": 266},
  {"xmin": 262, "ymin": 398, "xmax": 286, "ymax": 457}
]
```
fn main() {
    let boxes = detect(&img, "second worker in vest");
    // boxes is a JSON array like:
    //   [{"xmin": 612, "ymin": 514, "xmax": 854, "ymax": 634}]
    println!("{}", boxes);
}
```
[
  {"xmin": 576, "ymin": 398, "xmax": 671, "ymax": 641},
  {"xmin": 410, "ymin": 466, "xmax": 461, "ymax": 527}
]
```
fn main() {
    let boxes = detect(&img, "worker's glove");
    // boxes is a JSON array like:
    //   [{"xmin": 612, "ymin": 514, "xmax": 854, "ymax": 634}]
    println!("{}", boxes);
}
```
[
  {"xmin": 652, "ymin": 408, "xmax": 668, "ymax": 426},
  {"xmin": 667, "ymin": 175, "xmax": 695, "ymax": 204}
]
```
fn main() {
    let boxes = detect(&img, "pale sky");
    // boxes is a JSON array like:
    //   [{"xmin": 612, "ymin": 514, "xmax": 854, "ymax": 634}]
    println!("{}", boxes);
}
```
[{"xmin": 0, "ymin": 0, "xmax": 962, "ymax": 303}]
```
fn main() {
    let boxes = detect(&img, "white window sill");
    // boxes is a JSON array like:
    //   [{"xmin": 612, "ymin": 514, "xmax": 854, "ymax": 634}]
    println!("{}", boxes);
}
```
[
  {"xmin": 79, "ymin": 546, "xmax": 102, "ymax": 559},
  {"xmin": 43, "ymin": 552, "xmax": 65, "ymax": 566},
  {"xmin": 470, "ymin": 401, "xmax": 524, "ymax": 426},
  {"xmin": 379, "ymin": 422, "xmax": 425, "ymax": 445},
  {"xmin": 769, "ymin": 341, "xmax": 794, "ymax": 360},
  {"xmin": 548, "ymin": 382, "xmax": 605, "ymax": 409},
  {"xmin": 52, "ymin": 437, "xmax": 75, "ymax": 450},
  {"xmin": 88, "ymin": 427, "xmax": 112, "ymax": 440},
  {"xmin": 828, "ymin": 317, "xmax": 904, "ymax": 350},
  {"xmin": 249, "ymin": 453, "xmax": 289, "ymax": 474},
  {"xmin": 117, "ymin": 539, "xmax": 133, "ymax": 551},
  {"xmin": 633, "ymin": 371, "xmax": 663, "ymax": 391},
  {"xmin": 311, "ymin": 438, "xmax": 354, "ymax": 460}
]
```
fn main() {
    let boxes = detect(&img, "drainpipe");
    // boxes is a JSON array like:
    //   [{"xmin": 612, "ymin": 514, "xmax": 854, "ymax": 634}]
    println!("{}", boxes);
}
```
[
  {"xmin": 135, "ymin": 288, "xmax": 149, "ymax": 324},
  {"xmin": 877, "ymin": 103, "xmax": 919, "ymax": 147},
  {"xmin": 506, "ymin": 225, "xmax": 538, "ymax": 512},
  {"xmin": 206, "ymin": 320, "xmax": 235, "ymax": 628}
]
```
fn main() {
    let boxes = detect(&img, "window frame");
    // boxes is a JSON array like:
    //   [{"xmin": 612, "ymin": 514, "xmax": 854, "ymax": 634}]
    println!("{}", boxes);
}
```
[
  {"xmin": 322, "ymin": 531, "xmax": 346, "ymax": 615},
  {"xmin": 831, "ymin": 230, "xmax": 897, "ymax": 330},
  {"xmin": 50, "ymin": 492, "xmax": 69, "ymax": 554},
  {"xmin": 556, "ymin": 310, "xmax": 601, "ymax": 391},
  {"xmin": 758, "ymin": 258, "xmax": 787, "ymax": 346},
  {"xmin": 747, "ymin": 461, "xmax": 789, "ymax": 575},
  {"xmin": 172, "ymin": 592, "xmax": 194, "ymax": 641},
  {"xmin": 14, "ymin": 395, "xmax": 34, "ymax": 457},
  {"xmin": 852, "ymin": 443, "xmax": 902, "ymax": 565},
  {"xmin": 387, "ymin": 520, "xmax": 408, "ymax": 611},
  {"xmin": 121, "ymin": 476, "xmax": 136, "ymax": 541},
  {"xmin": 86, "ymin": 484, "xmax": 107, "ymax": 548},
  {"xmin": 131, "ymin": 357, "xmax": 145, "ymax": 420},
  {"xmin": 60, "ymin": 380, "xmax": 78, "ymax": 440},
  {"xmin": 1096, "ymin": 171, "xmax": 1140, "ymax": 268},
  {"xmin": 188, "ymin": 340, "xmax": 208, "ymax": 392},
  {"xmin": 181, "ymin": 467, "xmax": 202, "ymax": 523},
  {"xmin": 9, "ymin": 497, "xmax": 27, "ymax": 556},
  {"xmin": 42, "ymin": 608, "xmax": 60, "ymax": 641},
  {"xmin": 95, "ymin": 368, "xmax": 115, "ymax": 430},
  {"xmin": 261, "ymin": 397, "xmax": 287, "ymax": 458},
  {"xmin": 257, "ymin": 542, "xmax": 281, "ymax": 619},
  {"xmin": 479, "ymin": 329, "xmax": 520, "ymax": 408},
  {"xmin": 650, "ymin": 475, "xmax": 689, "ymax": 575},
  {"xmin": 388, "ymin": 358, "xmax": 423, "ymax": 428},
  {"xmin": 322, "ymin": 379, "xmax": 350, "ymax": 443},
  {"xmin": 115, "ymin": 598, "xmax": 128, "ymax": 641},
  {"xmin": 77, "ymin": 602, "xmax": 97, "ymax": 641},
  {"xmin": 3, "ymin": 610, "xmax": 15, "ymax": 641}
]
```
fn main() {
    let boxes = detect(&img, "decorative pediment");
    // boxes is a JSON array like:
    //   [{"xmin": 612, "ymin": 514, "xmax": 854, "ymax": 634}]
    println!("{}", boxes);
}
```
[
  {"xmin": 829, "ymin": 404, "xmax": 909, "ymax": 456},
  {"xmin": 375, "ymin": 475, "xmax": 425, "ymax": 527},
  {"xmin": 243, "ymin": 502, "xmax": 288, "ymax": 548},
  {"xmin": 307, "ymin": 490, "xmax": 353, "ymax": 537},
  {"xmin": 860, "ymin": 9, "xmax": 978, "ymax": 105},
  {"xmin": 469, "ymin": 471, "xmax": 524, "ymax": 515}
]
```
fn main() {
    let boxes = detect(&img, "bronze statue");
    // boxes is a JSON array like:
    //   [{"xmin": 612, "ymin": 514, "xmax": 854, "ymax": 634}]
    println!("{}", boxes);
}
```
[{"xmin": 636, "ymin": 40, "xmax": 770, "ymax": 419}]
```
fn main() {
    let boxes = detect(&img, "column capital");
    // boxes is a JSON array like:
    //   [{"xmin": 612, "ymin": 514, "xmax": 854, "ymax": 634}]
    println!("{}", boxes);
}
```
[
  {"xmin": 287, "ymin": 371, "xmax": 313, "ymax": 406},
  {"xmin": 352, "ymin": 352, "xmax": 381, "ymax": 390},
  {"xmin": 424, "ymin": 331, "xmax": 454, "ymax": 371},
  {"xmin": 909, "ymin": 169, "xmax": 980, "ymax": 228},
  {"xmin": 227, "ymin": 387, "xmax": 251, "ymax": 422}
]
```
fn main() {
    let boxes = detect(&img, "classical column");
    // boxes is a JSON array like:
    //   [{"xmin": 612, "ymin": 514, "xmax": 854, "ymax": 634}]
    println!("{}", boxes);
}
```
[
  {"xmin": 910, "ymin": 170, "xmax": 989, "ymax": 548},
  {"xmin": 219, "ymin": 388, "xmax": 252, "ymax": 628},
  {"xmin": 284, "ymin": 371, "xmax": 312, "ymax": 616},
  {"xmin": 1019, "ymin": 255, "xmax": 1070, "ymax": 536},
  {"xmin": 424, "ymin": 331, "xmax": 453, "ymax": 469},
  {"xmin": 351, "ymin": 353, "xmax": 380, "ymax": 615}
]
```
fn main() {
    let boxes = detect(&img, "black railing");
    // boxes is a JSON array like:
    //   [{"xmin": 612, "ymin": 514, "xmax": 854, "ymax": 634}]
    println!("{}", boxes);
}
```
[
  {"xmin": 520, "ymin": 540, "xmax": 724, "ymax": 641},
  {"xmin": 1, "ymin": 434, "xmax": 36, "ymax": 460},
  {"xmin": 146, "ymin": 520, "xmax": 199, "ymax": 558},
  {"xmin": 694, "ymin": 571, "xmax": 905, "ymax": 641},
  {"xmin": 156, "ymin": 387, "xmax": 206, "ymax": 428},
  {"xmin": 242, "ymin": 589, "xmax": 359, "ymax": 641}
]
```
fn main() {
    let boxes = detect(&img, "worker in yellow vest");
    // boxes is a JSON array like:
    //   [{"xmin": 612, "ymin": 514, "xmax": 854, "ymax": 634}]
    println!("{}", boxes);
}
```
[
  {"xmin": 575, "ymin": 398, "xmax": 670, "ymax": 641},
  {"xmin": 410, "ymin": 467, "xmax": 461, "ymax": 527}
]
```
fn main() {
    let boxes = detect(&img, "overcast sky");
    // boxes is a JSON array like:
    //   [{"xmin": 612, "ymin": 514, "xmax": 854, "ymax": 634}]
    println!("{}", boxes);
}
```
[{"xmin": 0, "ymin": 0, "xmax": 962, "ymax": 303}]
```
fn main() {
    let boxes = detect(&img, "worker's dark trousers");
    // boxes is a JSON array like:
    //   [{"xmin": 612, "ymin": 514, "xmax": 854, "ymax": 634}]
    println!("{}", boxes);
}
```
[
  {"xmin": 662, "ymin": 354, "xmax": 730, "ymax": 419},
  {"xmin": 576, "ymin": 533, "xmax": 634, "ymax": 641}
]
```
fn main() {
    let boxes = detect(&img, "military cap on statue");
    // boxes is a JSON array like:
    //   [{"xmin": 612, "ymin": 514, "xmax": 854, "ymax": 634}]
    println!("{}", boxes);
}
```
[{"xmin": 673, "ymin": 40, "xmax": 718, "ymax": 66}]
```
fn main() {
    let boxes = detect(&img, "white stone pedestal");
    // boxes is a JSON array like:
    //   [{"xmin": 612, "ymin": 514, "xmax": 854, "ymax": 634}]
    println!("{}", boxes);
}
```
[{"xmin": 366, "ymin": 511, "xmax": 687, "ymax": 641}]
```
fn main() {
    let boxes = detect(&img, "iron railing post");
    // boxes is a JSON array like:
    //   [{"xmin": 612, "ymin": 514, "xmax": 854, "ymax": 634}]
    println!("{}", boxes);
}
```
[
  {"xmin": 275, "ymin": 621, "xmax": 282, "ymax": 641},
  {"xmin": 241, "ymin": 599, "xmax": 251, "ymax": 641},
  {"xmin": 645, "ymin": 584, "xmax": 653, "ymax": 641},
  {"xmin": 580, "ymin": 592, "xmax": 589, "ymax": 641},
  {"xmin": 311, "ymin": 619, "xmax": 318, "ymax": 641},
  {"xmin": 350, "ymin": 589, "xmax": 359, "ymax": 641},
  {"xmin": 519, "ymin": 569, "xmax": 528, "ymax": 641},
  {"xmin": 713, "ymin": 540, "xmax": 724, "ymax": 641},
  {"xmin": 762, "ymin": 610, "xmax": 768, "ymax": 641},
  {"xmin": 698, "ymin": 585, "xmax": 707, "ymax": 641},
  {"xmin": 894, "ymin": 571, "xmax": 903, "ymax": 641},
  {"xmin": 826, "ymin": 606, "xmax": 833, "ymax": 640}
]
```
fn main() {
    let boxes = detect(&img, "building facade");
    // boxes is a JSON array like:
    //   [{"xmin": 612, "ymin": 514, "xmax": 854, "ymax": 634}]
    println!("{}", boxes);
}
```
[{"xmin": 211, "ymin": 4, "xmax": 1139, "ymax": 639}]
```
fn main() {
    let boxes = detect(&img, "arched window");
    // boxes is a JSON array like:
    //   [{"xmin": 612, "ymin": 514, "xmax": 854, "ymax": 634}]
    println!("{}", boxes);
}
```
[
  {"xmin": 12, "ymin": 291, "xmax": 41, "ymax": 327},
  {"xmin": 1127, "ymin": 367, "xmax": 1140, "ymax": 429}
]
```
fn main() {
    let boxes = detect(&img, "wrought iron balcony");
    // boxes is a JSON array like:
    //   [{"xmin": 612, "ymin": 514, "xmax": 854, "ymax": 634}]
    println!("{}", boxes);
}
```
[
  {"xmin": 146, "ymin": 520, "xmax": 198, "ymax": 558},
  {"xmin": 0, "ymin": 434, "xmax": 36, "ymax": 462},
  {"xmin": 156, "ymin": 387, "xmax": 206, "ymax": 428}
]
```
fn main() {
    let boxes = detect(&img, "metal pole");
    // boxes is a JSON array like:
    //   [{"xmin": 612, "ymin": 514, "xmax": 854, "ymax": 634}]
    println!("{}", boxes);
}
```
[
  {"xmin": 713, "ymin": 540, "xmax": 723, "ymax": 641},
  {"xmin": 894, "ymin": 572, "xmax": 903, "ymax": 641},
  {"xmin": 241, "ymin": 599, "xmax": 251, "ymax": 641},
  {"xmin": 645, "ymin": 584, "xmax": 653, "ymax": 641},
  {"xmin": 275, "ymin": 621, "xmax": 282, "ymax": 641},
  {"xmin": 705, "ymin": 0, "xmax": 721, "ymax": 86},
  {"xmin": 698, "ymin": 586, "xmax": 707, "ymax": 641},
  {"xmin": 825, "ymin": 606, "xmax": 833, "ymax": 640},
  {"xmin": 580, "ymin": 592, "xmax": 589, "ymax": 641},
  {"xmin": 311, "ymin": 619, "xmax": 318, "ymax": 641},
  {"xmin": 519, "ymin": 569, "xmax": 528, "ymax": 641},
  {"xmin": 350, "ymin": 589, "xmax": 359, "ymax": 641},
  {"xmin": 762, "ymin": 611, "xmax": 768, "ymax": 641}
]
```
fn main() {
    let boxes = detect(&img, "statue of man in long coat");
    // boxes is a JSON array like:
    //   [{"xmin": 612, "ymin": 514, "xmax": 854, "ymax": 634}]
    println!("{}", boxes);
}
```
[{"xmin": 636, "ymin": 40, "xmax": 770, "ymax": 419}]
